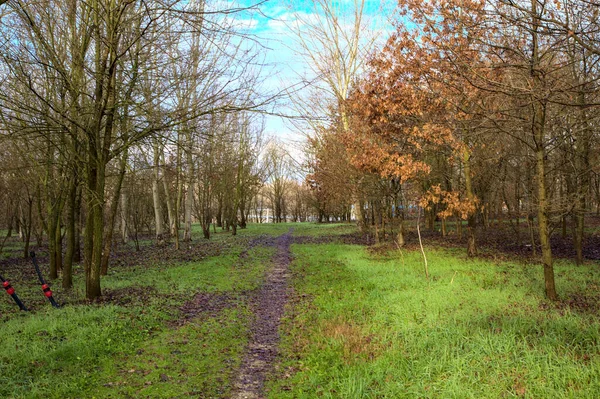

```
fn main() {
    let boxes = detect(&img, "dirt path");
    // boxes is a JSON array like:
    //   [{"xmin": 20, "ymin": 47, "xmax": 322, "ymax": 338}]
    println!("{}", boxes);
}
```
[{"xmin": 231, "ymin": 231, "xmax": 293, "ymax": 399}]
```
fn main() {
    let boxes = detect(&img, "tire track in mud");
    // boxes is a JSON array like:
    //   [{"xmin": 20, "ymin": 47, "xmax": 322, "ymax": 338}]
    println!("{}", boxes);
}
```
[{"xmin": 231, "ymin": 231, "xmax": 293, "ymax": 399}]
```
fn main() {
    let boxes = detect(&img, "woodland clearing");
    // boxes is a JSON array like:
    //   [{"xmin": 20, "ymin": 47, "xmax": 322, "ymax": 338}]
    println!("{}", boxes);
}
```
[{"xmin": 1, "ymin": 222, "xmax": 600, "ymax": 398}]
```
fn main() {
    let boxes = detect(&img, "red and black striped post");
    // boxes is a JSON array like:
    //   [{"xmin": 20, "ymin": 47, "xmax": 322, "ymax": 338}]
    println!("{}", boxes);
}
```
[
  {"xmin": 0, "ymin": 274, "xmax": 28, "ymax": 311},
  {"xmin": 29, "ymin": 252, "xmax": 60, "ymax": 308}
]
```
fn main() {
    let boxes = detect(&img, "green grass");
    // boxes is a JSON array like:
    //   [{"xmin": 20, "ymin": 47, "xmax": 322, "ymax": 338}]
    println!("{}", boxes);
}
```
[
  {"xmin": 191, "ymin": 221, "xmax": 294, "ymax": 238},
  {"xmin": 268, "ymin": 243, "xmax": 600, "ymax": 398},
  {"xmin": 3, "ymin": 222, "xmax": 600, "ymax": 398},
  {"xmin": 291, "ymin": 222, "xmax": 357, "ymax": 237},
  {"xmin": 89, "ymin": 306, "xmax": 252, "ymax": 399},
  {"xmin": 0, "ymin": 238, "xmax": 25, "ymax": 260},
  {"xmin": 206, "ymin": 221, "xmax": 356, "ymax": 239},
  {"xmin": 0, "ymin": 234, "xmax": 274, "ymax": 399},
  {"xmin": 102, "ymin": 245, "xmax": 273, "ymax": 294}
]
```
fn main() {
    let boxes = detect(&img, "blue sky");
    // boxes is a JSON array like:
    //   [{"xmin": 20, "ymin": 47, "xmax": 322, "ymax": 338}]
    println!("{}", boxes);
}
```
[{"xmin": 232, "ymin": 0, "xmax": 399, "ymax": 161}]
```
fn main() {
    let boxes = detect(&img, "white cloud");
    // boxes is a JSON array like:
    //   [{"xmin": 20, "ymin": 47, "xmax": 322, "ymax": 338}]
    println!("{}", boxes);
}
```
[{"xmin": 230, "ymin": 0, "xmax": 398, "ymax": 156}]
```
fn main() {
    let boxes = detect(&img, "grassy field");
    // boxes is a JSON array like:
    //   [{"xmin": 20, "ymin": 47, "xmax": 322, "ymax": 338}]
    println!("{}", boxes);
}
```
[
  {"xmin": 1, "ymin": 222, "xmax": 600, "ymax": 398},
  {"xmin": 0, "ymin": 228, "xmax": 275, "ymax": 398},
  {"xmin": 269, "ymin": 243, "xmax": 600, "ymax": 398}
]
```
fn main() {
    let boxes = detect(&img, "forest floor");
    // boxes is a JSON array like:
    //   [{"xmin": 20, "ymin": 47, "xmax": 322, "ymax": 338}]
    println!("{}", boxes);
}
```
[
  {"xmin": 1, "ymin": 221, "xmax": 600, "ymax": 398},
  {"xmin": 419, "ymin": 215, "xmax": 600, "ymax": 261}
]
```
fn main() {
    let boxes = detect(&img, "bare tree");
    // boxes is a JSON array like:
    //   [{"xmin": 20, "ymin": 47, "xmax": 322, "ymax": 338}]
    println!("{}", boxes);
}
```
[
  {"xmin": 285, "ymin": 0, "xmax": 390, "ymax": 229},
  {"xmin": 0, "ymin": 0, "xmax": 276, "ymax": 299}
]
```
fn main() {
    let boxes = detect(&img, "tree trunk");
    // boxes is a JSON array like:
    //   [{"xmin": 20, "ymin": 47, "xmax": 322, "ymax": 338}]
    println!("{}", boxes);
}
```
[
  {"xmin": 425, "ymin": 208, "xmax": 435, "ymax": 231},
  {"xmin": 48, "ymin": 209, "xmax": 59, "ymax": 280},
  {"xmin": 74, "ymin": 184, "xmax": 82, "ymax": 263},
  {"xmin": 152, "ymin": 140, "xmax": 165, "ymax": 244},
  {"xmin": 531, "ymin": 0, "xmax": 557, "ymax": 300},
  {"xmin": 17, "ymin": 205, "xmax": 23, "ymax": 240},
  {"xmin": 120, "ymin": 188, "xmax": 129, "ymax": 243},
  {"xmin": 202, "ymin": 209, "xmax": 211, "ymax": 239},
  {"xmin": 239, "ymin": 198, "xmax": 247, "ymax": 228},
  {"xmin": 216, "ymin": 197, "xmax": 223, "ymax": 228},
  {"xmin": 183, "ymin": 133, "xmax": 194, "ymax": 241},
  {"xmin": 63, "ymin": 175, "xmax": 76, "ymax": 290},
  {"xmin": 55, "ymin": 219, "xmax": 63, "ymax": 274},
  {"xmin": 536, "ymin": 141, "xmax": 556, "ymax": 300},
  {"xmin": 23, "ymin": 197, "xmax": 33, "ymax": 260},
  {"xmin": 87, "ymin": 200, "xmax": 104, "ymax": 300},
  {"xmin": 84, "ymin": 163, "xmax": 104, "ymax": 300},
  {"xmin": 397, "ymin": 217, "xmax": 405, "ymax": 247},
  {"xmin": 463, "ymin": 147, "xmax": 477, "ymax": 257},
  {"xmin": 354, "ymin": 200, "xmax": 365, "ymax": 231},
  {"xmin": 183, "ymin": 183, "xmax": 193, "ymax": 241},
  {"xmin": 162, "ymin": 166, "xmax": 175, "ymax": 238},
  {"xmin": 101, "ymin": 150, "xmax": 128, "ymax": 276},
  {"xmin": 573, "ymin": 93, "xmax": 591, "ymax": 265}
]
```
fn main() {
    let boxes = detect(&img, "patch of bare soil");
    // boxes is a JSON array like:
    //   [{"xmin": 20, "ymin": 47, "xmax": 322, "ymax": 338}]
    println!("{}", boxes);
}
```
[
  {"xmin": 231, "ymin": 231, "xmax": 293, "ymax": 399},
  {"xmin": 411, "ymin": 219, "xmax": 600, "ymax": 262},
  {"xmin": 109, "ymin": 238, "xmax": 227, "ymax": 268},
  {"xmin": 539, "ymin": 293, "xmax": 600, "ymax": 316},
  {"xmin": 0, "ymin": 238, "xmax": 45, "ymax": 283},
  {"xmin": 0, "ymin": 236, "xmax": 227, "ymax": 283},
  {"xmin": 94, "ymin": 286, "xmax": 160, "ymax": 306},
  {"xmin": 177, "ymin": 292, "xmax": 243, "ymax": 325}
]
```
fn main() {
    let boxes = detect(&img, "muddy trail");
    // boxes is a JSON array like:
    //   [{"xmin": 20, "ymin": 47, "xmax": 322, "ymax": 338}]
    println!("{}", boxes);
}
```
[{"xmin": 231, "ymin": 230, "xmax": 293, "ymax": 399}]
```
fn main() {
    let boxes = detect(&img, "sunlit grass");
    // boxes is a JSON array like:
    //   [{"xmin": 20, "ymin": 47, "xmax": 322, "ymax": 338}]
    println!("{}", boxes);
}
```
[
  {"xmin": 3, "ymin": 222, "xmax": 600, "ymax": 398},
  {"xmin": 269, "ymin": 243, "xmax": 600, "ymax": 398},
  {"xmin": 289, "ymin": 222, "xmax": 357, "ymax": 237},
  {"xmin": 0, "ymin": 235, "xmax": 274, "ymax": 398}
]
